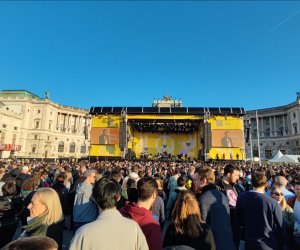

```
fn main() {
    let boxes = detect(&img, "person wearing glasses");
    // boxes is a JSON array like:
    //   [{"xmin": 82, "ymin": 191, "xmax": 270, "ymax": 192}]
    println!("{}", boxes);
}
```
[{"xmin": 271, "ymin": 186, "xmax": 296, "ymax": 249}]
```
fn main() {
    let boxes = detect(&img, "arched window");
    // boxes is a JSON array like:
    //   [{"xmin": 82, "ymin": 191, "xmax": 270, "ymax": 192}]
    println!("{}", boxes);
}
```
[
  {"xmin": 58, "ymin": 141, "xmax": 64, "ymax": 153},
  {"xmin": 265, "ymin": 146, "xmax": 272, "ymax": 159},
  {"xmin": 80, "ymin": 143, "xmax": 86, "ymax": 153},
  {"xmin": 253, "ymin": 146, "xmax": 259, "ymax": 157},
  {"xmin": 69, "ymin": 142, "xmax": 76, "ymax": 153}
]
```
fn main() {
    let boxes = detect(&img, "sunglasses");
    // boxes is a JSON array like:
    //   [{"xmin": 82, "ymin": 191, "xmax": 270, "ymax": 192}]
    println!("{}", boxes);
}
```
[{"xmin": 271, "ymin": 192, "xmax": 283, "ymax": 197}]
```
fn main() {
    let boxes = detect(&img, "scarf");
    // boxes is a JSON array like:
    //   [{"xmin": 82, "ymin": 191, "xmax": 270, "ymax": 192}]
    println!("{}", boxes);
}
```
[{"xmin": 23, "ymin": 213, "xmax": 48, "ymax": 236}]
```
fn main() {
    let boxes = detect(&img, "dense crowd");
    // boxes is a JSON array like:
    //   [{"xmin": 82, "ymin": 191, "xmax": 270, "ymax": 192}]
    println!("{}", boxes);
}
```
[{"xmin": 0, "ymin": 159, "xmax": 300, "ymax": 250}]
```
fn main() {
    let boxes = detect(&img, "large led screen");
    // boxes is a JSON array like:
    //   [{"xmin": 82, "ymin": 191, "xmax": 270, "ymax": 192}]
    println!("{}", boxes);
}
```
[
  {"xmin": 91, "ymin": 127, "xmax": 120, "ymax": 145},
  {"xmin": 211, "ymin": 129, "xmax": 244, "ymax": 148}
]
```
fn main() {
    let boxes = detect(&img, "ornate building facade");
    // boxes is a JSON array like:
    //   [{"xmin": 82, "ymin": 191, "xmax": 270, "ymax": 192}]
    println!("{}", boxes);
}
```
[
  {"xmin": 0, "ymin": 90, "xmax": 91, "ymax": 160},
  {"xmin": 246, "ymin": 96, "xmax": 300, "ymax": 160}
]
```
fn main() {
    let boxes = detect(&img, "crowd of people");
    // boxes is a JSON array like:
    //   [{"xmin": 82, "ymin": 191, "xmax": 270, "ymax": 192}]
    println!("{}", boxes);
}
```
[{"xmin": 0, "ymin": 158, "xmax": 300, "ymax": 250}]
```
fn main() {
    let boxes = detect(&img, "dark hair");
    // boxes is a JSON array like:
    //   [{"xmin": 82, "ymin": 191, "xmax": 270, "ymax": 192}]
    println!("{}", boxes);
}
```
[
  {"xmin": 110, "ymin": 169, "xmax": 122, "ymax": 181},
  {"xmin": 2, "ymin": 236, "xmax": 58, "ymax": 250},
  {"xmin": 177, "ymin": 176, "xmax": 186, "ymax": 187},
  {"xmin": 21, "ymin": 179, "xmax": 35, "ymax": 191},
  {"xmin": 55, "ymin": 173, "xmax": 66, "ymax": 184},
  {"xmin": 93, "ymin": 177, "xmax": 120, "ymax": 210},
  {"xmin": 126, "ymin": 178, "xmax": 136, "ymax": 188},
  {"xmin": 137, "ymin": 177, "xmax": 158, "ymax": 201},
  {"xmin": 224, "ymin": 164, "xmax": 239, "ymax": 175},
  {"xmin": 251, "ymin": 171, "xmax": 267, "ymax": 188},
  {"xmin": 2, "ymin": 182, "xmax": 16, "ymax": 196}
]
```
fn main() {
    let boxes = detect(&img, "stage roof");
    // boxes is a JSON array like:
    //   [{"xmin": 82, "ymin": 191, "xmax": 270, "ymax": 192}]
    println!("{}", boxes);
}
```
[{"xmin": 89, "ymin": 107, "xmax": 245, "ymax": 116}]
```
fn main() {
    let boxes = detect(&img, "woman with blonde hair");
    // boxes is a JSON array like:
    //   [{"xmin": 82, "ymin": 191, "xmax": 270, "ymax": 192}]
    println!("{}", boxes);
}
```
[
  {"xmin": 163, "ymin": 190, "xmax": 215, "ymax": 250},
  {"xmin": 270, "ymin": 185, "xmax": 296, "ymax": 248},
  {"xmin": 21, "ymin": 187, "xmax": 64, "ymax": 249}
]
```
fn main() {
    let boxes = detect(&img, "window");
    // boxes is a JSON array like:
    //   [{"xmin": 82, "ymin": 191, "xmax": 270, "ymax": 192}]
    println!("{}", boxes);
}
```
[
  {"xmin": 253, "ymin": 146, "xmax": 259, "ymax": 157},
  {"xmin": 296, "ymin": 141, "xmax": 299, "ymax": 147},
  {"xmin": 0, "ymin": 132, "xmax": 5, "ymax": 144},
  {"xmin": 35, "ymin": 121, "xmax": 40, "ymax": 129},
  {"xmin": 293, "ymin": 112, "xmax": 296, "ymax": 118},
  {"xmin": 32, "ymin": 146, "xmax": 36, "ymax": 153},
  {"xmin": 14, "ymin": 126, "xmax": 18, "ymax": 130},
  {"xmin": 265, "ymin": 128, "xmax": 270, "ymax": 137},
  {"xmin": 265, "ymin": 146, "xmax": 272, "ymax": 159},
  {"xmin": 12, "ymin": 134, "xmax": 16, "ymax": 145},
  {"xmin": 293, "ymin": 123, "xmax": 298, "ymax": 134},
  {"xmin": 48, "ymin": 136, "xmax": 50, "ymax": 141},
  {"xmin": 58, "ymin": 141, "xmax": 64, "ymax": 153},
  {"xmin": 69, "ymin": 142, "xmax": 76, "ymax": 153},
  {"xmin": 37, "ymin": 109, "xmax": 41, "ymax": 114},
  {"xmin": 80, "ymin": 143, "xmax": 87, "ymax": 153},
  {"xmin": 34, "ymin": 135, "xmax": 38, "ymax": 140},
  {"xmin": 49, "ymin": 122, "xmax": 52, "ymax": 130},
  {"xmin": 2, "ymin": 124, "xmax": 7, "ymax": 128}
]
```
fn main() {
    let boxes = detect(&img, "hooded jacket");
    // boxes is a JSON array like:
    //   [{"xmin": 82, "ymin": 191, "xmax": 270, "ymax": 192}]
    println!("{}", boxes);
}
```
[
  {"xmin": 73, "ymin": 182, "xmax": 98, "ymax": 223},
  {"xmin": 120, "ymin": 202, "xmax": 162, "ymax": 250}
]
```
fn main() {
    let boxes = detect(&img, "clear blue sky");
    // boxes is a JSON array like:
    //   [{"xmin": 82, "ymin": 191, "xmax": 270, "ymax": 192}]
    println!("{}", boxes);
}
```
[{"xmin": 0, "ymin": 1, "xmax": 300, "ymax": 110}]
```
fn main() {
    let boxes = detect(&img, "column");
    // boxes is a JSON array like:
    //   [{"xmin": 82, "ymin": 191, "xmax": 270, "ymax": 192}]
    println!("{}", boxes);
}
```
[
  {"xmin": 269, "ymin": 117, "xmax": 272, "ymax": 136},
  {"xmin": 282, "ymin": 115, "xmax": 286, "ymax": 135},
  {"xmin": 273, "ymin": 116, "xmax": 277, "ymax": 136},
  {"xmin": 260, "ymin": 117, "xmax": 264, "ymax": 137}
]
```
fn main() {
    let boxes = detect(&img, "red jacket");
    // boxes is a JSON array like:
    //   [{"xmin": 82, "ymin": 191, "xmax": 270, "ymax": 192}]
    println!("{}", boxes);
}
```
[{"xmin": 120, "ymin": 202, "xmax": 162, "ymax": 250}]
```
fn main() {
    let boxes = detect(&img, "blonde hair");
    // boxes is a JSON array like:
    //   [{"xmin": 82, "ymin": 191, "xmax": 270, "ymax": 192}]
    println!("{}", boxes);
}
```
[
  {"xmin": 172, "ymin": 190, "xmax": 203, "ymax": 238},
  {"xmin": 35, "ymin": 187, "xmax": 63, "ymax": 225}
]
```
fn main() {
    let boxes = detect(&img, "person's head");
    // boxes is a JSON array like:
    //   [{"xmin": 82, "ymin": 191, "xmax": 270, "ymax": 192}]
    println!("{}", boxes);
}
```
[
  {"xmin": 2, "ymin": 236, "xmax": 58, "ymax": 250},
  {"xmin": 93, "ymin": 177, "xmax": 120, "ymax": 210},
  {"xmin": 21, "ymin": 166, "xmax": 29, "ymax": 174},
  {"xmin": 294, "ymin": 182, "xmax": 300, "ymax": 199},
  {"xmin": 251, "ymin": 171, "xmax": 268, "ymax": 189},
  {"xmin": 137, "ymin": 177, "xmax": 158, "ymax": 203},
  {"xmin": 21, "ymin": 179, "xmax": 35, "ymax": 191},
  {"xmin": 172, "ymin": 190, "xmax": 202, "ymax": 238},
  {"xmin": 193, "ymin": 166, "xmax": 215, "ymax": 191},
  {"xmin": 102, "ymin": 129, "xmax": 108, "ymax": 136},
  {"xmin": 274, "ymin": 176, "xmax": 288, "ymax": 188},
  {"xmin": 155, "ymin": 177, "xmax": 163, "ymax": 191},
  {"xmin": 55, "ymin": 173, "xmax": 66, "ymax": 184},
  {"xmin": 132, "ymin": 165, "xmax": 139, "ymax": 174},
  {"xmin": 2, "ymin": 181, "xmax": 16, "ymax": 196},
  {"xmin": 84, "ymin": 170, "xmax": 96, "ymax": 184},
  {"xmin": 110, "ymin": 169, "xmax": 122, "ymax": 182},
  {"xmin": 177, "ymin": 176, "xmax": 186, "ymax": 188},
  {"xmin": 270, "ymin": 186, "xmax": 286, "ymax": 208},
  {"xmin": 27, "ymin": 187, "xmax": 63, "ymax": 225},
  {"xmin": 223, "ymin": 164, "xmax": 240, "ymax": 184},
  {"xmin": 126, "ymin": 178, "xmax": 136, "ymax": 189}
]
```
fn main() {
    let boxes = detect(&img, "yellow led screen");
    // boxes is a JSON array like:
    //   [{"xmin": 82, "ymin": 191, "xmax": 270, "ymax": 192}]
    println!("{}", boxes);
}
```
[{"xmin": 131, "ymin": 132, "xmax": 200, "ymax": 158}]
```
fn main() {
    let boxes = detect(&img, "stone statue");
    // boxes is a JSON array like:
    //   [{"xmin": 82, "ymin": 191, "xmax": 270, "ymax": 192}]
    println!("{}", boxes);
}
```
[{"xmin": 44, "ymin": 91, "xmax": 50, "ymax": 100}]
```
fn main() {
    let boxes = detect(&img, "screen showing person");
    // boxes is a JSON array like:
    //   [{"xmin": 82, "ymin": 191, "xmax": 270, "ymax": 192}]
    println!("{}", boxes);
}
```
[
  {"xmin": 211, "ymin": 129, "xmax": 243, "ymax": 148},
  {"xmin": 99, "ymin": 129, "xmax": 110, "ymax": 144}
]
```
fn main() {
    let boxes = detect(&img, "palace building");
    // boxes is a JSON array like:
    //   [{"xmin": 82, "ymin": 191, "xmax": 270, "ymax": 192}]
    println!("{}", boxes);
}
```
[{"xmin": 0, "ymin": 90, "xmax": 91, "ymax": 160}]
